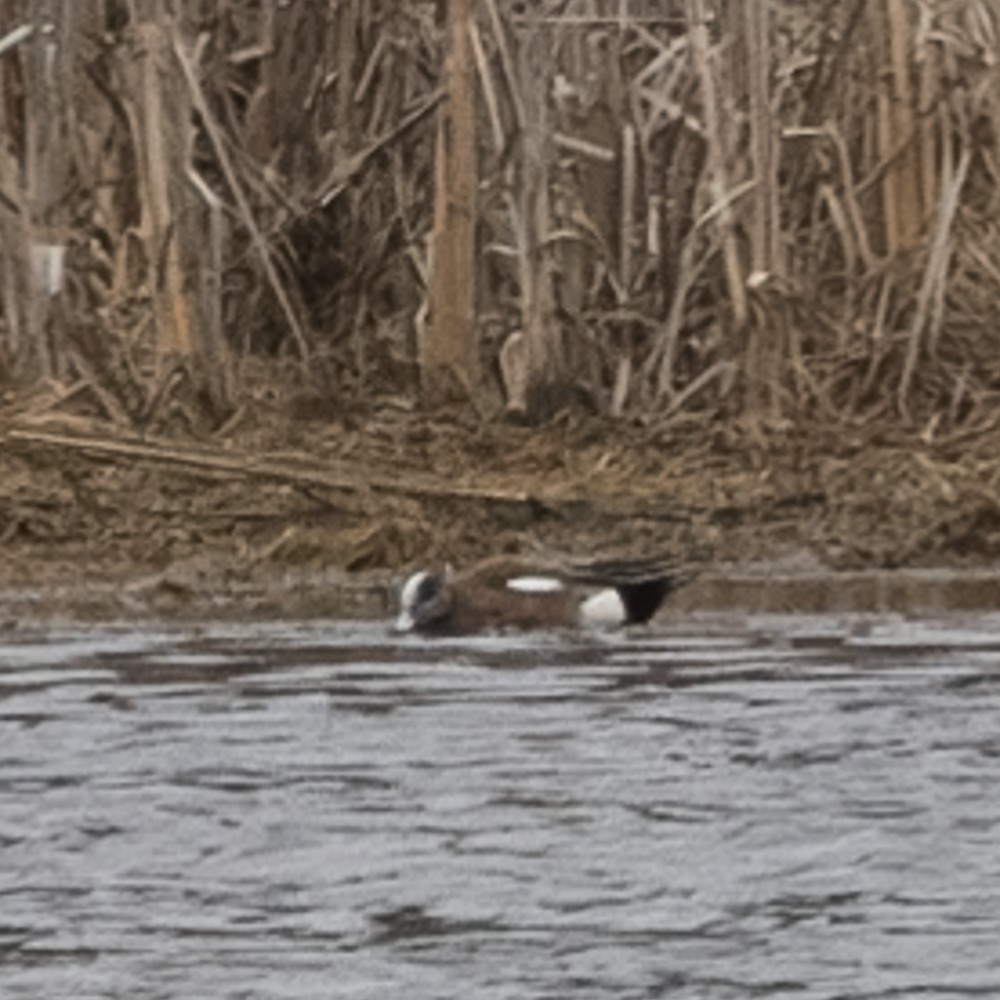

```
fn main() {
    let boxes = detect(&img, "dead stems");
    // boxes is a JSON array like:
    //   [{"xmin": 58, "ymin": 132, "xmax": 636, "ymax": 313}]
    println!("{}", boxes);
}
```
[{"xmin": 0, "ymin": 1, "xmax": 996, "ymax": 438}]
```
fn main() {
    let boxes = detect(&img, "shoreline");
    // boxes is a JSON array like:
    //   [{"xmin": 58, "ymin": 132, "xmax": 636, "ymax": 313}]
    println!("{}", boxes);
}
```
[
  {"xmin": 6, "ymin": 408, "xmax": 1000, "ymax": 630},
  {"xmin": 3, "ymin": 563, "xmax": 999, "ymax": 629}
]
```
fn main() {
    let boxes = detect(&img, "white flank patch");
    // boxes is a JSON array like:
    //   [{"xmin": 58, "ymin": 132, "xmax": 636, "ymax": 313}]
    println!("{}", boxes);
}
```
[
  {"xmin": 579, "ymin": 588, "xmax": 625, "ymax": 627},
  {"xmin": 506, "ymin": 575, "xmax": 565, "ymax": 594}
]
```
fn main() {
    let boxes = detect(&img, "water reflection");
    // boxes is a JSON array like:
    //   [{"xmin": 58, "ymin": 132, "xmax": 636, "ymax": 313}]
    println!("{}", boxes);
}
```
[{"xmin": 2, "ymin": 615, "xmax": 1000, "ymax": 999}]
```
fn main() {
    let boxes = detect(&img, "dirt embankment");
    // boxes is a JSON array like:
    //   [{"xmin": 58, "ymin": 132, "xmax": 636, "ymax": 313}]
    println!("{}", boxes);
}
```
[{"xmin": 3, "ymin": 389, "xmax": 1000, "ymax": 623}]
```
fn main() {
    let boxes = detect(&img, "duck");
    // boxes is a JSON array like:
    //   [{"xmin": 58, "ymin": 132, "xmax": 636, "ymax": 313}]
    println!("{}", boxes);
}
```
[{"xmin": 393, "ymin": 554, "xmax": 690, "ymax": 634}]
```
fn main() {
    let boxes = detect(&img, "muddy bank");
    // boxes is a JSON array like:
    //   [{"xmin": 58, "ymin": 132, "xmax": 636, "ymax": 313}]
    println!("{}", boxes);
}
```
[
  {"xmin": 3, "ymin": 394, "xmax": 1000, "ymax": 623},
  {"xmin": 5, "ymin": 561, "xmax": 1000, "ymax": 629}
]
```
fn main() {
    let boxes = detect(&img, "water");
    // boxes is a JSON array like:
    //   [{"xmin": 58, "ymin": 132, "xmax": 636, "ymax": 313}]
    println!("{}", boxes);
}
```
[{"xmin": 2, "ymin": 614, "xmax": 1000, "ymax": 999}]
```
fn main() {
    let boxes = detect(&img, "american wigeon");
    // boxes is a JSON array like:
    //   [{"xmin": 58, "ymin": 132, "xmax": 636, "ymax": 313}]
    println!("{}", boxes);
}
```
[{"xmin": 393, "ymin": 555, "xmax": 689, "ymax": 633}]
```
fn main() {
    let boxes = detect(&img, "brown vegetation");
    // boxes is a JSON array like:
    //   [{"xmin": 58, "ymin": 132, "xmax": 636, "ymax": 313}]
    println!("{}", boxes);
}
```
[
  {"xmin": 2, "ymin": 1, "xmax": 1000, "ymax": 609},
  {"xmin": 2, "ymin": 0, "xmax": 999, "ymax": 428}
]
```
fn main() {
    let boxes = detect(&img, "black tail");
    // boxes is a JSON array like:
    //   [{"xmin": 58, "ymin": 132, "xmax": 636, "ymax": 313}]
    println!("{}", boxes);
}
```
[
  {"xmin": 616, "ymin": 576, "xmax": 679, "ymax": 624},
  {"xmin": 529, "ymin": 550, "xmax": 697, "ymax": 625}
]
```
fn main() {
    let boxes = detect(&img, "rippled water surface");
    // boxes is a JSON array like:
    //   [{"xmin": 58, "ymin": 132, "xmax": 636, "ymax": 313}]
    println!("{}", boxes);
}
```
[{"xmin": 3, "ymin": 614, "xmax": 1000, "ymax": 999}]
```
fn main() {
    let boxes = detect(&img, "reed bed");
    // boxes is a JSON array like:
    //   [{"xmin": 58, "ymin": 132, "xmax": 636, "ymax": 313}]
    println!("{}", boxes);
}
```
[{"xmin": 0, "ymin": 0, "xmax": 998, "ymax": 437}]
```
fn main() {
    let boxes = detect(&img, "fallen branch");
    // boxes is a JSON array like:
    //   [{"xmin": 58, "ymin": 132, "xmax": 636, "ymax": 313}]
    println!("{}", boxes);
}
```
[
  {"xmin": 5, "ymin": 427, "xmax": 540, "ymax": 506},
  {"xmin": 4, "ymin": 426, "xmax": 698, "ymax": 524}
]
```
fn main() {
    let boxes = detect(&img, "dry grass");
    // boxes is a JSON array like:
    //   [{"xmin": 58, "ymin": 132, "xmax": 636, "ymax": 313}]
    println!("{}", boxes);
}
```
[{"xmin": 0, "ymin": 0, "xmax": 998, "ymax": 438}]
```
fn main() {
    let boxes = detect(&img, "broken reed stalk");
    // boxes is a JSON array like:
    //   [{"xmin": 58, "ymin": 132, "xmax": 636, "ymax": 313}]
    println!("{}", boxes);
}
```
[
  {"xmin": 516, "ymin": 15, "xmax": 562, "ymax": 414},
  {"xmin": 24, "ymin": 3, "xmax": 66, "ymax": 378},
  {"xmin": 187, "ymin": 166, "xmax": 233, "ymax": 414},
  {"xmin": 620, "ymin": 123, "xmax": 636, "ymax": 302},
  {"xmin": 685, "ymin": 0, "xmax": 747, "ymax": 330},
  {"xmin": 173, "ymin": 32, "xmax": 311, "ymax": 363},
  {"xmin": 483, "ymin": 0, "xmax": 524, "ymax": 130},
  {"xmin": 824, "ymin": 123, "xmax": 878, "ymax": 272},
  {"xmin": 741, "ymin": 0, "xmax": 771, "ymax": 429},
  {"xmin": 897, "ymin": 144, "xmax": 972, "ymax": 419},
  {"xmin": 134, "ymin": 18, "xmax": 193, "ymax": 360},
  {"xmin": 877, "ymin": 0, "xmax": 924, "ymax": 254},
  {"xmin": 423, "ymin": 0, "xmax": 478, "ymax": 399}
]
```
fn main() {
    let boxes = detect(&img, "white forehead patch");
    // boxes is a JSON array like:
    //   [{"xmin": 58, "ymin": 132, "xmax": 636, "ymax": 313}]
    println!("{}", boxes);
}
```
[
  {"xmin": 507, "ymin": 575, "xmax": 565, "ymax": 594},
  {"xmin": 400, "ymin": 571, "xmax": 431, "ymax": 609},
  {"xmin": 578, "ymin": 588, "xmax": 625, "ymax": 627}
]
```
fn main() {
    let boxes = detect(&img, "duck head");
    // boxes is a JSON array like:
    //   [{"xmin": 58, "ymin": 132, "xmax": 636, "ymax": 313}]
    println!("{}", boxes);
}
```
[{"xmin": 394, "ymin": 569, "xmax": 453, "ymax": 632}]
